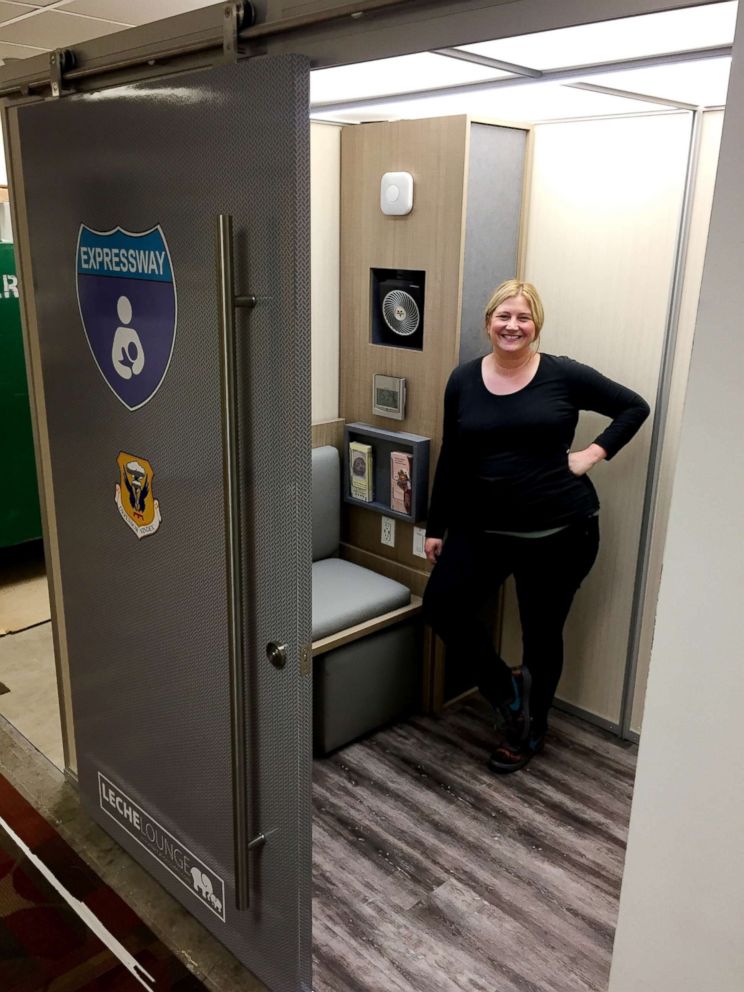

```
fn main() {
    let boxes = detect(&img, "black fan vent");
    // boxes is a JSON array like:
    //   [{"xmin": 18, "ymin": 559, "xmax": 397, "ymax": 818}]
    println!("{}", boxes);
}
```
[{"xmin": 381, "ymin": 289, "xmax": 420, "ymax": 337}]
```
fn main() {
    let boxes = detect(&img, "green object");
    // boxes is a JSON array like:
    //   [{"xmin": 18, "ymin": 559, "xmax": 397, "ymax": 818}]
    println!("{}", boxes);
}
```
[{"xmin": 0, "ymin": 241, "xmax": 42, "ymax": 547}]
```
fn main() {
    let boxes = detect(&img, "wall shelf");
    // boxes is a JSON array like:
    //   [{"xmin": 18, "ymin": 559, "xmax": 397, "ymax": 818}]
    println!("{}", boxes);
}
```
[{"xmin": 343, "ymin": 422, "xmax": 430, "ymax": 524}]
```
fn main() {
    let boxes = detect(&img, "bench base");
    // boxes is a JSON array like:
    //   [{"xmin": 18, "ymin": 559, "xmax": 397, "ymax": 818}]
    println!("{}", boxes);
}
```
[{"xmin": 313, "ymin": 619, "xmax": 422, "ymax": 756}]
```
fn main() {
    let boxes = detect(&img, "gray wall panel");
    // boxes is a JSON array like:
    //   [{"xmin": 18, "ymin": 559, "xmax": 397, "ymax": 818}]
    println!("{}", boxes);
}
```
[{"xmin": 459, "ymin": 123, "xmax": 527, "ymax": 366}]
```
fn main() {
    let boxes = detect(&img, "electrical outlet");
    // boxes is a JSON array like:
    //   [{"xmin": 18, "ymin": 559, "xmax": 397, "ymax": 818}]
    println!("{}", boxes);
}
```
[
  {"xmin": 381, "ymin": 515, "xmax": 396, "ymax": 547},
  {"xmin": 412, "ymin": 526, "xmax": 427, "ymax": 559}
]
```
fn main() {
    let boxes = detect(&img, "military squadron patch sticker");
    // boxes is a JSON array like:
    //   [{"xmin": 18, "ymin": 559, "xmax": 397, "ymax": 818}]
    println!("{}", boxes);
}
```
[
  {"xmin": 115, "ymin": 452, "xmax": 161, "ymax": 539},
  {"xmin": 76, "ymin": 225, "xmax": 177, "ymax": 411}
]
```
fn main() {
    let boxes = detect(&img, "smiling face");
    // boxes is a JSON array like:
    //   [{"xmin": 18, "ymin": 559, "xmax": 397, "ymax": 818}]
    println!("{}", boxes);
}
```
[{"xmin": 486, "ymin": 294, "xmax": 537, "ymax": 359}]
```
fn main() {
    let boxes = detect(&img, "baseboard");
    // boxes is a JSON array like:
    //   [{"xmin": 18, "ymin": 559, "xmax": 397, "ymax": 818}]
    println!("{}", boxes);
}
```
[{"xmin": 552, "ymin": 697, "xmax": 620, "ymax": 736}]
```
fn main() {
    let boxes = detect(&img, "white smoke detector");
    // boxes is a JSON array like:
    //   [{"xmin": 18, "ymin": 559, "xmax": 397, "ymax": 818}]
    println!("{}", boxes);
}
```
[{"xmin": 380, "ymin": 172, "xmax": 413, "ymax": 216}]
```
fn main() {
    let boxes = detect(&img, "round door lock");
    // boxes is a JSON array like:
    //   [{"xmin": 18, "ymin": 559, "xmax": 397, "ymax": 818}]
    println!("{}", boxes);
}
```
[{"xmin": 266, "ymin": 642, "xmax": 288, "ymax": 669}]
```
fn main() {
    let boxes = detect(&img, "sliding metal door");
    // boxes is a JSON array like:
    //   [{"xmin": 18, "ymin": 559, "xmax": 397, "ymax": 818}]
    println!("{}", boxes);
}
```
[{"xmin": 8, "ymin": 54, "xmax": 311, "ymax": 992}]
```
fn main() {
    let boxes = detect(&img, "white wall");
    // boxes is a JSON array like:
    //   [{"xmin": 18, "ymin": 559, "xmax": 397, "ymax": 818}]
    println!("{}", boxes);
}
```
[
  {"xmin": 504, "ymin": 113, "xmax": 690, "ymax": 726},
  {"xmin": 630, "ymin": 109, "xmax": 724, "ymax": 733},
  {"xmin": 609, "ymin": 23, "xmax": 744, "ymax": 992},
  {"xmin": 310, "ymin": 121, "xmax": 340, "ymax": 423}
]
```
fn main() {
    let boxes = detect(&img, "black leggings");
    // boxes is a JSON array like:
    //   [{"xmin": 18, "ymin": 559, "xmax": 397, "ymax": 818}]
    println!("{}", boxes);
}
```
[{"xmin": 423, "ymin": 516, "xmax": 600, "ymax": 735}]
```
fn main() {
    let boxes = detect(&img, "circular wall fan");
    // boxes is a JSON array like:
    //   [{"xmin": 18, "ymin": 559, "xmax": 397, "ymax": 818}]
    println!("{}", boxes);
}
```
[{"xmin": 381, "ymin": 289, "xmax": 420, "ymax": 337}]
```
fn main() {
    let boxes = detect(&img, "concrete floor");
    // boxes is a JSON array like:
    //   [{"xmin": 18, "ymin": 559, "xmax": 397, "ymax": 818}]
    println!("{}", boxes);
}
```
[
  {"xmin": 0, "ymin": 714, "xmax": 266, "ymax": 990},
  {"xmin": 0, "ymin": 621, "xmax": 64, "ymax": 769},
  {"xmin": 0, "ymin": 541, "xmax": 62, "ymax": 768}
]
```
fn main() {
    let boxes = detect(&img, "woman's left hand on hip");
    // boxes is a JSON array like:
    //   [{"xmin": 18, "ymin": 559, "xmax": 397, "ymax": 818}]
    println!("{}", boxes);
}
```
[{"xmin": 568, "ymin": 443, "xmax": 607, "ymax": 476}]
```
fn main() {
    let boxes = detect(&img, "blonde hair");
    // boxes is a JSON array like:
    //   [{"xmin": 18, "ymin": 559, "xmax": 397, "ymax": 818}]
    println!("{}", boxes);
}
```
[{"xmin": 484, "ymin": 279, "xmax": 544, "ymax": 335}]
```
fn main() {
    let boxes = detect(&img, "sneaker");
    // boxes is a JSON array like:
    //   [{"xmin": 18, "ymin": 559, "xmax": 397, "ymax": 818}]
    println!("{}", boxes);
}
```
[
  {"xmin": 487, "ymin": 733, "xmax": 545, "ymax": 775},
  {"xmin": 496, "ymin": 666, "xmax": 532, "ymax": 745}
]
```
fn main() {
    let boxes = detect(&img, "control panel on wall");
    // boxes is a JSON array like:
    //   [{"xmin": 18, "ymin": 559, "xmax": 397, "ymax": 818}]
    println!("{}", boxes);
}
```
[
  {"xmin": 372, "ymin": 374, "xmax": 406, "ymax": 421},
  {"xmin": 370, "ymin": 268, "xmax": 425, "ymax": 351}
]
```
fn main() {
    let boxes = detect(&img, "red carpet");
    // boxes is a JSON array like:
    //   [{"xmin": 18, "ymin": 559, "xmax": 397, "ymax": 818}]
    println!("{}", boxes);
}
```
[{"xmin": 0, "ymin": 772, "xmax": 207, "ymax": 991}]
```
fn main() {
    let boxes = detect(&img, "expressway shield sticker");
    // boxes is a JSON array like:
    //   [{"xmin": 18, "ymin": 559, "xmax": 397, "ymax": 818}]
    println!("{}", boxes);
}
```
[{"xmin": 76, "ymin": 225, "xmax": 177, "ymax": 410}]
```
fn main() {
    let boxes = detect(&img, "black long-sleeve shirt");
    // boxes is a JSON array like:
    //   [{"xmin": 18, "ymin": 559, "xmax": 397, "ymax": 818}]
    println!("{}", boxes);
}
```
[{"xmin": 425, "ymin": 354, "xmax": 650, "ymax": 538}]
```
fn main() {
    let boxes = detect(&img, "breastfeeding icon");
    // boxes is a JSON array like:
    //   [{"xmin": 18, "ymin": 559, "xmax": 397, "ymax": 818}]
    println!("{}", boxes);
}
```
[{"xmin": 111, "ymin": 295, "xmax": 145, "ymax": 380}]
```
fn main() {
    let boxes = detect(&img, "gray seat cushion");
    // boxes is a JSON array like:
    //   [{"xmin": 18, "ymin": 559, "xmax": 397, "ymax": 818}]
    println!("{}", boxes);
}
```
[
  {"xmin": 312, "ymin": 446, "xmax": 340, "ymax": 562},
  {"xmin": 312, "ymin": 558, "xmax": 411, "ymax": 640}
]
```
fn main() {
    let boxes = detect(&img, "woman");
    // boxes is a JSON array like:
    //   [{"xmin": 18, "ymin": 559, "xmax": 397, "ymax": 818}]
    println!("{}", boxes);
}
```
[{"xmin": 423, "ymin": 279, "xmax": 649, "ymax": 773}]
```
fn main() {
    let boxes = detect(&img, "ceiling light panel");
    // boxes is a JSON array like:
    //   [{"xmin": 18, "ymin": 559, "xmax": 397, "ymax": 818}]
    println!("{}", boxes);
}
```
[
  {"xmin": 310, "ymin": 81, "xmax": 664, "ymax": 127},
  {"xmin": 311, "ymin": 52, "xmax": 513, "ymax": 105},
  {"xmin": 590, "ymin": 57, "xmax": 731, "ymax": 107},
  {"xmin": 458, "ymin": 1, "xmax": 737, "ymax": 72}
]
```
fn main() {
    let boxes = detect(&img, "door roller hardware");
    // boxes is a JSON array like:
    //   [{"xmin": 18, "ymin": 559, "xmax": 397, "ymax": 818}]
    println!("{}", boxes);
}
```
[
  {"xmin": 266, "ymin": 642, "xmax": 288, "ymax": 669},
  {"xmin": 222, "ymin": 3, "xmax": 255, "ymax": 64},
  {"xmin": 49, "ymin": 49, "xmax": 75, "ymax": 98}
]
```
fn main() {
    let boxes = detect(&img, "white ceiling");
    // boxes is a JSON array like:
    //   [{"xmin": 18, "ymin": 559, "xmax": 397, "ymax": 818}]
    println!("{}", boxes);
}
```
[
  {"xmin": 309, "ymin": 52, "xmax": 514, "ymax": 105},
  {"xmin": 0, "ymin": 1, "xmax": 736, "ymax": 124},
  {"xmin": 310, "ymin": 2, "xmax": 737, "ymax": 124},
  {"xmin": 313, "ymin": 84, "xmax": 663, "ymax": 127},
  {"xmin": 0, "ymin": 0, "xmax": 217, "ymax": 59},
  {"xmin": 457, "ymin": 2, "xmax": 737, "ymax": 70},
  {"xmin": 309, "ymin": 56, "xmax": 732, "ymax": 125}
]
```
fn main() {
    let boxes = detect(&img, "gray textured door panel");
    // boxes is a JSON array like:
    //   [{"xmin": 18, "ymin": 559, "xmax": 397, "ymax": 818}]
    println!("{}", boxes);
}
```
[{"xmin": 16, "ymin": 56, "xmax": 311, "ymax": 991}]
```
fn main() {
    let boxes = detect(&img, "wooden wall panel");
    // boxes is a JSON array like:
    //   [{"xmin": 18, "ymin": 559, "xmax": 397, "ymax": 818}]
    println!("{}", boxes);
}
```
[
  {"xmin": 505, "ymin": 113, "xmax": 692, "ymax": 727},
  {"xmin": 311, "ymin": 417, "xmax": 344, "ymax": 450},
  {"xmin": 311, "ymin": 122, "xmax": 341, "ymax": 423},
  {"xmin": 339, "ymin": 115, "xmax": 469, "ymax": 571}
]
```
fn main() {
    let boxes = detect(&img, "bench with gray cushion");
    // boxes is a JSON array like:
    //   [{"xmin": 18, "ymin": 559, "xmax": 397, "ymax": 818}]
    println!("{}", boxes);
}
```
[{"xmin": 312, "ymin": 445, "xmax": 422, "ymax": 755}]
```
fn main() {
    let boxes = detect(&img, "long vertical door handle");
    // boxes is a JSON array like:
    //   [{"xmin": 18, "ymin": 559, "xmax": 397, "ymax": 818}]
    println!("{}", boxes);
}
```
[{"xmin": 217, "ymin": 213, "xmax": 256, "ymax": 911}]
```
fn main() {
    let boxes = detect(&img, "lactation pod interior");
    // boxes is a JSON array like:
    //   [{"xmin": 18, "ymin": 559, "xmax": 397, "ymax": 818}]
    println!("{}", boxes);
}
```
[{"xmin": 312, "ymin": 96, "xmax": 724, "ymax": 736}]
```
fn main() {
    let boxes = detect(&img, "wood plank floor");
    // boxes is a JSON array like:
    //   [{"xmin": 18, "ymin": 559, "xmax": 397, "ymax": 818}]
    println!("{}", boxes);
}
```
[{"xmin": 312, "ymin": 699, "xmax": 637, "ymax": 992}]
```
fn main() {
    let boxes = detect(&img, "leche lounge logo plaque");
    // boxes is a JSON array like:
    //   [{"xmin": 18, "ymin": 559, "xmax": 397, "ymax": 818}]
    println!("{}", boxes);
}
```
[{"xmin": 98, "ymin": 772, "xmax": 226, "ymax": 922}]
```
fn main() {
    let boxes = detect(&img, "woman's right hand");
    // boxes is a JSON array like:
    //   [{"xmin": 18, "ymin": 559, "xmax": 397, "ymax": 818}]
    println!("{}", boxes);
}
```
[{"xmin": 424, "ymin": 537, "xmax": 443, "ymax": 564}]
